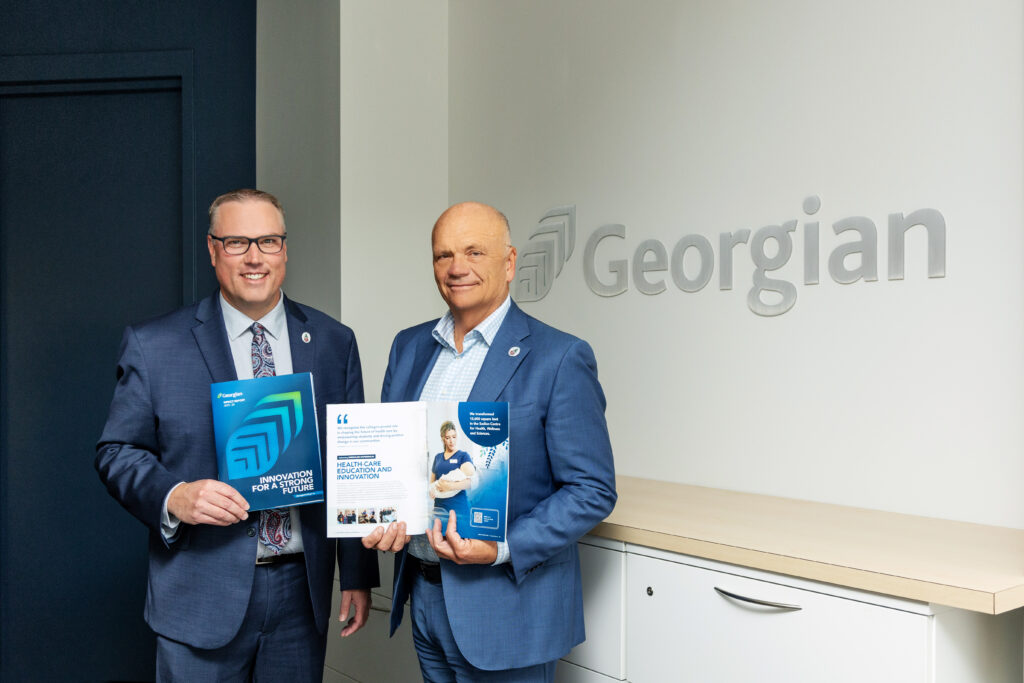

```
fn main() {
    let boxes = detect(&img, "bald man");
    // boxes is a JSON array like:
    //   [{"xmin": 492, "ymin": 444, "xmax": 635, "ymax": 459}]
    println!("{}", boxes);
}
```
[{"xmin": 364, "ymin": 202, "xmax": 617, "ymax": 681}]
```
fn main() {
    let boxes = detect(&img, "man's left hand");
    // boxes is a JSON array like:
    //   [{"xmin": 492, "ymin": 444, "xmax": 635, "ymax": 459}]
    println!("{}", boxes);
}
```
[
  {"xmin": 338, "ymin": 588, "xmax": 371, "ymax": 637},
  {"xmin": 426, "ymin": 511, "xmax": 497, "ymax": 565}
]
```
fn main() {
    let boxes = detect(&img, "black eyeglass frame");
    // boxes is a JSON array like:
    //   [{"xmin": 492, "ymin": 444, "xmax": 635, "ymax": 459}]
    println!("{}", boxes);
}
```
[{"xmin": 209, "ymin": 233, "xmax": 288, "ymax": 255}]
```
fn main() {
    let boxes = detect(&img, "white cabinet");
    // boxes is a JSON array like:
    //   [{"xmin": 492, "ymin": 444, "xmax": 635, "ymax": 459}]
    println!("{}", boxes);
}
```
[
  {"xmin": 323, "ymin": 544, "xmax": 1022, "ymax": 682},
  {"xmin": 557, "ymin": 659, "xmax": 624, "ymax": 683},
  {"xmin": 624, "ymin": 546, "xmax": 1022, "ymax": 683},
  {"xmin": 627, "ymin": 549, "xmax": 929, "ymax": 682},
  {"xmin": 559, "ymin": 536, "xmax": 627, "ymax": 681}
]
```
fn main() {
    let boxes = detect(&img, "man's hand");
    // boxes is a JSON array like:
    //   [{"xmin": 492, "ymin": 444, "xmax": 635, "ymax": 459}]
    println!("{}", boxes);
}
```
[
  {"xmin": 361, "ymin": 522, "xmax": 410, "ymax": 553},
  {"xmin": 338, "ymin": 588, "xmax": 371, "ymax": 637},
  {"xmin": 426, "ymin": 511, "xmax": 497, "ymax": 565},
  {"xmin": 167, "ymin": 479, "xmax": 249, "ymax": 525}
]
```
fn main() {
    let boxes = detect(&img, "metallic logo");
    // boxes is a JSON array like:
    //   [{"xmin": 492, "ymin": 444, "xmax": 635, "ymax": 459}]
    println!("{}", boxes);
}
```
[
  {"xmin": 514, "ymin": 205, "xmax": 576, "ymax": 302},
  {"xmin": 514, "ymin": 197, "xmax": 946, "ymax": 316}
]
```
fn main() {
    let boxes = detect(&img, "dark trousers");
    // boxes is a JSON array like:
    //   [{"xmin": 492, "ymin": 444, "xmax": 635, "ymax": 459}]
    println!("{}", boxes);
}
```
[
  {"xmin": 410, "ymin": 573, "xmax": 557, "ymax": 683},
  {"xmin": 156, "ymin": 560, "xmax": 326, "ymax": 682}
]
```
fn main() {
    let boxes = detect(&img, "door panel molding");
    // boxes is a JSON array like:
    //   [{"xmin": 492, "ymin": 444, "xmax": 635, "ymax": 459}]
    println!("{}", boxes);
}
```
[{"xmin": 0, "ymin": 50, "xmax": 197, "ymax": 302}]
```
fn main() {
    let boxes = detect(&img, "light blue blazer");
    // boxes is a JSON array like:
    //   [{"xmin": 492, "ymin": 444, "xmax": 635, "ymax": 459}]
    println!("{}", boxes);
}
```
[
  {"xmin": 95, "ymin": 292, "xmax": 379, "ymax": 649},
  {"xmin": 384, "ymin": 302, "xmax": 617, "ymax": 670}
]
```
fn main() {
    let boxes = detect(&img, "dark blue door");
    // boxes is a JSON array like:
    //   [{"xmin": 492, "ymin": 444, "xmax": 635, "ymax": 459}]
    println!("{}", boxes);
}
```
[{"xmin": 1, "ymin": 4, "xmax": 255, "ymax": 680}]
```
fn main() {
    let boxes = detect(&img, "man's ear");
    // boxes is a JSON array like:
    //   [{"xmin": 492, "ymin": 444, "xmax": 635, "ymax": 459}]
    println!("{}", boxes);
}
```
[{"xmin": 505, "ymin": 246, "xmax": 517, "ymax": 282}]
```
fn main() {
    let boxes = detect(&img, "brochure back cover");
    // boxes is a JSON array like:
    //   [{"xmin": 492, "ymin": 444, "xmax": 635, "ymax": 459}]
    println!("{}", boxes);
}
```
[
  {"xmin": 427, "ymin": 401, "xmax": 509, "ymax": 542},
  {"xmin": 210, "ymin": 372, "xmax": 324, "ymax": 511}
]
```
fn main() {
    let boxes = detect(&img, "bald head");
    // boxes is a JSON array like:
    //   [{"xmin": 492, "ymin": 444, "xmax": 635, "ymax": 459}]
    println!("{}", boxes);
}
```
[
  {"xmin": 432, "ymin": 201, "xmax": 512, "ymax": 247},
  {"xmin": 431, "ymin": 202, "xmax": 517, "ymax": 339}
]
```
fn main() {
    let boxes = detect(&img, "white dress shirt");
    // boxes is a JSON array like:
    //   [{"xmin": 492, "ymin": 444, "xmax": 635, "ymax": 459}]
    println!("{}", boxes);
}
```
[
  {"xmin": 409, "ymin": 295, "xmax": 512, "ymax": 565},
  {"xmin": 161, "ymin": 292, "xmax": 304, "ymax": 556}
]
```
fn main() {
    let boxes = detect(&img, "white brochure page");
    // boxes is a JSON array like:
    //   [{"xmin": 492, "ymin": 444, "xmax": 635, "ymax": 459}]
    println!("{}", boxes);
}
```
[{"xmin": 326, "ymin": 402, "xmax": 429, "ymax": 537}]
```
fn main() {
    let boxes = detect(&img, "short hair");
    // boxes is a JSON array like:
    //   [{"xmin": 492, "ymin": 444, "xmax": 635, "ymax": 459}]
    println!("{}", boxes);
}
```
[
  {"xmin": 440, "ymin": 420, "xmax": 457, "ymax": 438},
  {"xmin": 208, "ymin": 188, "xmax": 285, "ymax": 234}
]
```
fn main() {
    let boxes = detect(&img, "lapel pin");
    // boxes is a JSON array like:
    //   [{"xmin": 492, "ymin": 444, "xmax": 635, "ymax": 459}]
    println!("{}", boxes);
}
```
[
  {"xmin": 508, "ymin": 346, "xmax": 520, "ymax": 357},
  {"xmin": 302, "ymin": 332, "xmax": 311, "ymax": 344}
]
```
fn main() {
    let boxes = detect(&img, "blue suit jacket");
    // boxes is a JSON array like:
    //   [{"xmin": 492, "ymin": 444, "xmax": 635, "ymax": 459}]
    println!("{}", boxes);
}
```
[
  {"xmin": 96, "ymin": 292, "xmax": 379, "ymax": 649},
  {"xmin": 384, "ymin": 302, "xmax": 617, "ymax": 670}
]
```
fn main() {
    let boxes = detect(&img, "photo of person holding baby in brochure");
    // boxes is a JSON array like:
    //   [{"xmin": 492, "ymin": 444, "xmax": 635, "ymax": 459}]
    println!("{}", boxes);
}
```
[{"xmin": 429, "ymin": 420, "xmax": 476, "ymax": 527}]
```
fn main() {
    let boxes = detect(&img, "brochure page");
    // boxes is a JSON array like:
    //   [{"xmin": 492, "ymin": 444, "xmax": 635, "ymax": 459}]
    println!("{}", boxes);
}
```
[
  {"xmin": 326, "ymin": 402, "xmax": 429, "ymax": 536},
  {"xmin": 326, "ymin": 401, "xmax": 509, "ymax": 541}
]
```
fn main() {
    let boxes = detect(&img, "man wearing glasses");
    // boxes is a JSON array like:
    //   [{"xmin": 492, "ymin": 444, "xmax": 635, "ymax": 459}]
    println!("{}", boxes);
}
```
[{"xmin": 96, "ymin": 189, "xmax": 378, "ymax": 681}]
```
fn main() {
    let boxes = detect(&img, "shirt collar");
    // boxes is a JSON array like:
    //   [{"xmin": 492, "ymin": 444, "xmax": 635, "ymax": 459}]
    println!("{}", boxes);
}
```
[
  {"xmin": 432, "ymin": 295, "xmax": 512, "ymax": 352},
  {"xmin": 219, "ymin": 291, "xmax": 287, "ymax": 341}
]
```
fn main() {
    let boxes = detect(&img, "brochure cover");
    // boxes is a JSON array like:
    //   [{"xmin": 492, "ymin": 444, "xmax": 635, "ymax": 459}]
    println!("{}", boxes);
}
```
[
  {"xmin": 325, "ymin": 401, "xmax": 510, "ymax": 542},
  {"xmin": 210, "ymin": 372, "xmax": 324, "ymax": 511}
]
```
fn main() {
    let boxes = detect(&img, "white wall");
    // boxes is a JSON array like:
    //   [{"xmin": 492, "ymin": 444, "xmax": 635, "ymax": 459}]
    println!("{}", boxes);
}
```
[
  {"xmin": 257, "ymin": 0, "xmax": 342, "ymax": 317},
  {"xmin": 448, "ymin": 0, "xmax": 1024, "ymax": 529},
  {"xmin": 258, "ymin": 0, "xmax": 448, "ymax": 401},
  {"xmin": 338, "ymin": 0, "xmax": 449, "ymax": 401},
  {"xmin": 259, "ymin": 0, "xmax": 1024, "ymax": 530}
]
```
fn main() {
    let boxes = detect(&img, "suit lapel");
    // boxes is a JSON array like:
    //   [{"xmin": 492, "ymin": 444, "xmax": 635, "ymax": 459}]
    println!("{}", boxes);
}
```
[
  {"xmin": 468, "ymin": 303, "xmax": 531, "ymax": 402},
  {"xmin": 192, "ymin": 293, "xmax": 237, "ymax": 384},
  {"xmin": 284, "ymin": 295, "xmax": 314, "ymax": 375},
  {"xmin": 408, "ymin": 335, "xmax": 442, "ymax": 401}
]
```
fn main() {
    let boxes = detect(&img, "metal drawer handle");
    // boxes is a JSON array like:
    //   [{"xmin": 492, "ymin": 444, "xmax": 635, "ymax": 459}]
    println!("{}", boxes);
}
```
[{"xmin": 714, "ymin": 586, "xmax": 802, "ymax": 611}]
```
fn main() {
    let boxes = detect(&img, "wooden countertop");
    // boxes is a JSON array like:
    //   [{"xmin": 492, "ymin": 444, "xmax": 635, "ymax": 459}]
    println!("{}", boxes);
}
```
[{"xmin": 591, "ymin": 476, "xmax": 1024, "ymax": 614}]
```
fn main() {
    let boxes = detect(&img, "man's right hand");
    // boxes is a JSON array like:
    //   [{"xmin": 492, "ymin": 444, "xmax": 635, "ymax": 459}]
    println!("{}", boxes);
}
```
[
  {"xmin": 167, "ymin": 479, "xmax": 249, "ymax": 525},
  {"xmin": 361, "ymin": 521, "xmax": 411, "ymax": 552}
]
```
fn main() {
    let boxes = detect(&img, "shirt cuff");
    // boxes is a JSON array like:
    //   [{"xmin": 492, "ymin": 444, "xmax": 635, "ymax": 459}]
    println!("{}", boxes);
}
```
[
  {"xmin": 492, "ymin": 540, "xmax": 510, "ymax": 565},
  {"xmin": 161, "ymin": 482, "xmax": 185, "ymax": 541}
]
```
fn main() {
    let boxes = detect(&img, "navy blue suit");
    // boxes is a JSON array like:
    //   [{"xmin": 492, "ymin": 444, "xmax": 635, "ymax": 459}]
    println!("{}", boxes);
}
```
[
  {"xmin": 96, "ymin": 292, "xmax": 378, "ymax": 649},
  {"xmin": 384, "ymin": 302, "xmax": 617, "ymax": 670}
]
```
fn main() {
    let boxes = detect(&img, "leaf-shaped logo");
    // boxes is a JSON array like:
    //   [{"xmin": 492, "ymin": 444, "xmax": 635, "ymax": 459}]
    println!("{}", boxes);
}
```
[{"xmin": 224, "ymin": 391, "xmax": 303, "ymax": 479}]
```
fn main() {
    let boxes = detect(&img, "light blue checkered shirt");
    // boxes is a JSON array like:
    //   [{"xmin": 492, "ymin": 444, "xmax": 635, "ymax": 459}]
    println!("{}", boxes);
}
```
[{"xmin": 409, "ymin": 295, "xmax": 512, "ymax": 565}]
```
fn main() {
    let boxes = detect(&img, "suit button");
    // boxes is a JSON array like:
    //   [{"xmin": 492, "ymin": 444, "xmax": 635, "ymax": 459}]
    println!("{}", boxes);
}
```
[{"xmin": 247, "ymin": 527, "xmax": 257, "ymax": 537}]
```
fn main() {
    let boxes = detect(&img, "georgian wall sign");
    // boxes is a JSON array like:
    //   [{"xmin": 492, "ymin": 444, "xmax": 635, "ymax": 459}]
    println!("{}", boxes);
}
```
[{"xmin": 514, "ymin": 197, "xmax": 946, "ymax": 317}]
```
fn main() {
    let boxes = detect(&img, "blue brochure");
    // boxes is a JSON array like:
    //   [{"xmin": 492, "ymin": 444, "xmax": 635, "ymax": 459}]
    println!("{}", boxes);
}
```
[{"xmin": 210, "ymin": 372, "xmax": 324, "ymax": 511}]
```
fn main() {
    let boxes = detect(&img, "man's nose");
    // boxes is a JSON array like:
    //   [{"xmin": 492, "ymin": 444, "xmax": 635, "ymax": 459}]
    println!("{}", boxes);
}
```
[
  {"xmin": 448, "ymin": 253, "xmax": 469, "ymax": 274},
  {"xmin": 242, "ymin": 241, "xmax": 262, "ymax": 261}
]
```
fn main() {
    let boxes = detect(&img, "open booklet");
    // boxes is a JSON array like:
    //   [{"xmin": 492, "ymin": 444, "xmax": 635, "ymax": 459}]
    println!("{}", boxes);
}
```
[
  {"xmin": 210, "ymin": 372, "xmax": 325, "ymax": 511},
  {"xmin": 325, "ymin": 401, "xmax": 509, "ymax": 541}
]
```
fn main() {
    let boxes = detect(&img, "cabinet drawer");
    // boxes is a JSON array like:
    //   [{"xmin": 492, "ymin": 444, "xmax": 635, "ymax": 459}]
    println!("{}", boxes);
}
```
[
  {"xmin": 562, "ymin": 539, "xmax": 626, "ymax": 679},
  {"xmin": 626, "ymin": 553, "xmax": 931, "ymax": 683},
  {"xmin": 557, "ymin": 659, "xmax": 624, "ymax": 683}
]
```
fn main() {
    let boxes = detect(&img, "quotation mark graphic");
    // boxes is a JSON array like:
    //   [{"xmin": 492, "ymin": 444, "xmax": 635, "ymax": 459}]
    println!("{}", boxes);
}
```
[
  {"xmin": 514, "ymin": 205, "xmax": 576, "ymax": 302},
  {"xmin": 225, "ymin": 391, "xmax": 303, "ymax": 479}
]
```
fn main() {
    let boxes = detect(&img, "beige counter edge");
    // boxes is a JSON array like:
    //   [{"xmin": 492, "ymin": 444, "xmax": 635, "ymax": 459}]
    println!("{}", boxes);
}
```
[{"xmin": 592, "ymin": 522, "xmax": 1005, "ymax": 614}]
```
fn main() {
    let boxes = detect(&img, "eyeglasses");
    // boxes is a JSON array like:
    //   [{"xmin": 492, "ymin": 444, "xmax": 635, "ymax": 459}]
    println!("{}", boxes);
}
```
[{"xmin": 210, "ymin": 234, "xmax": 287, "ymax": 255}]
